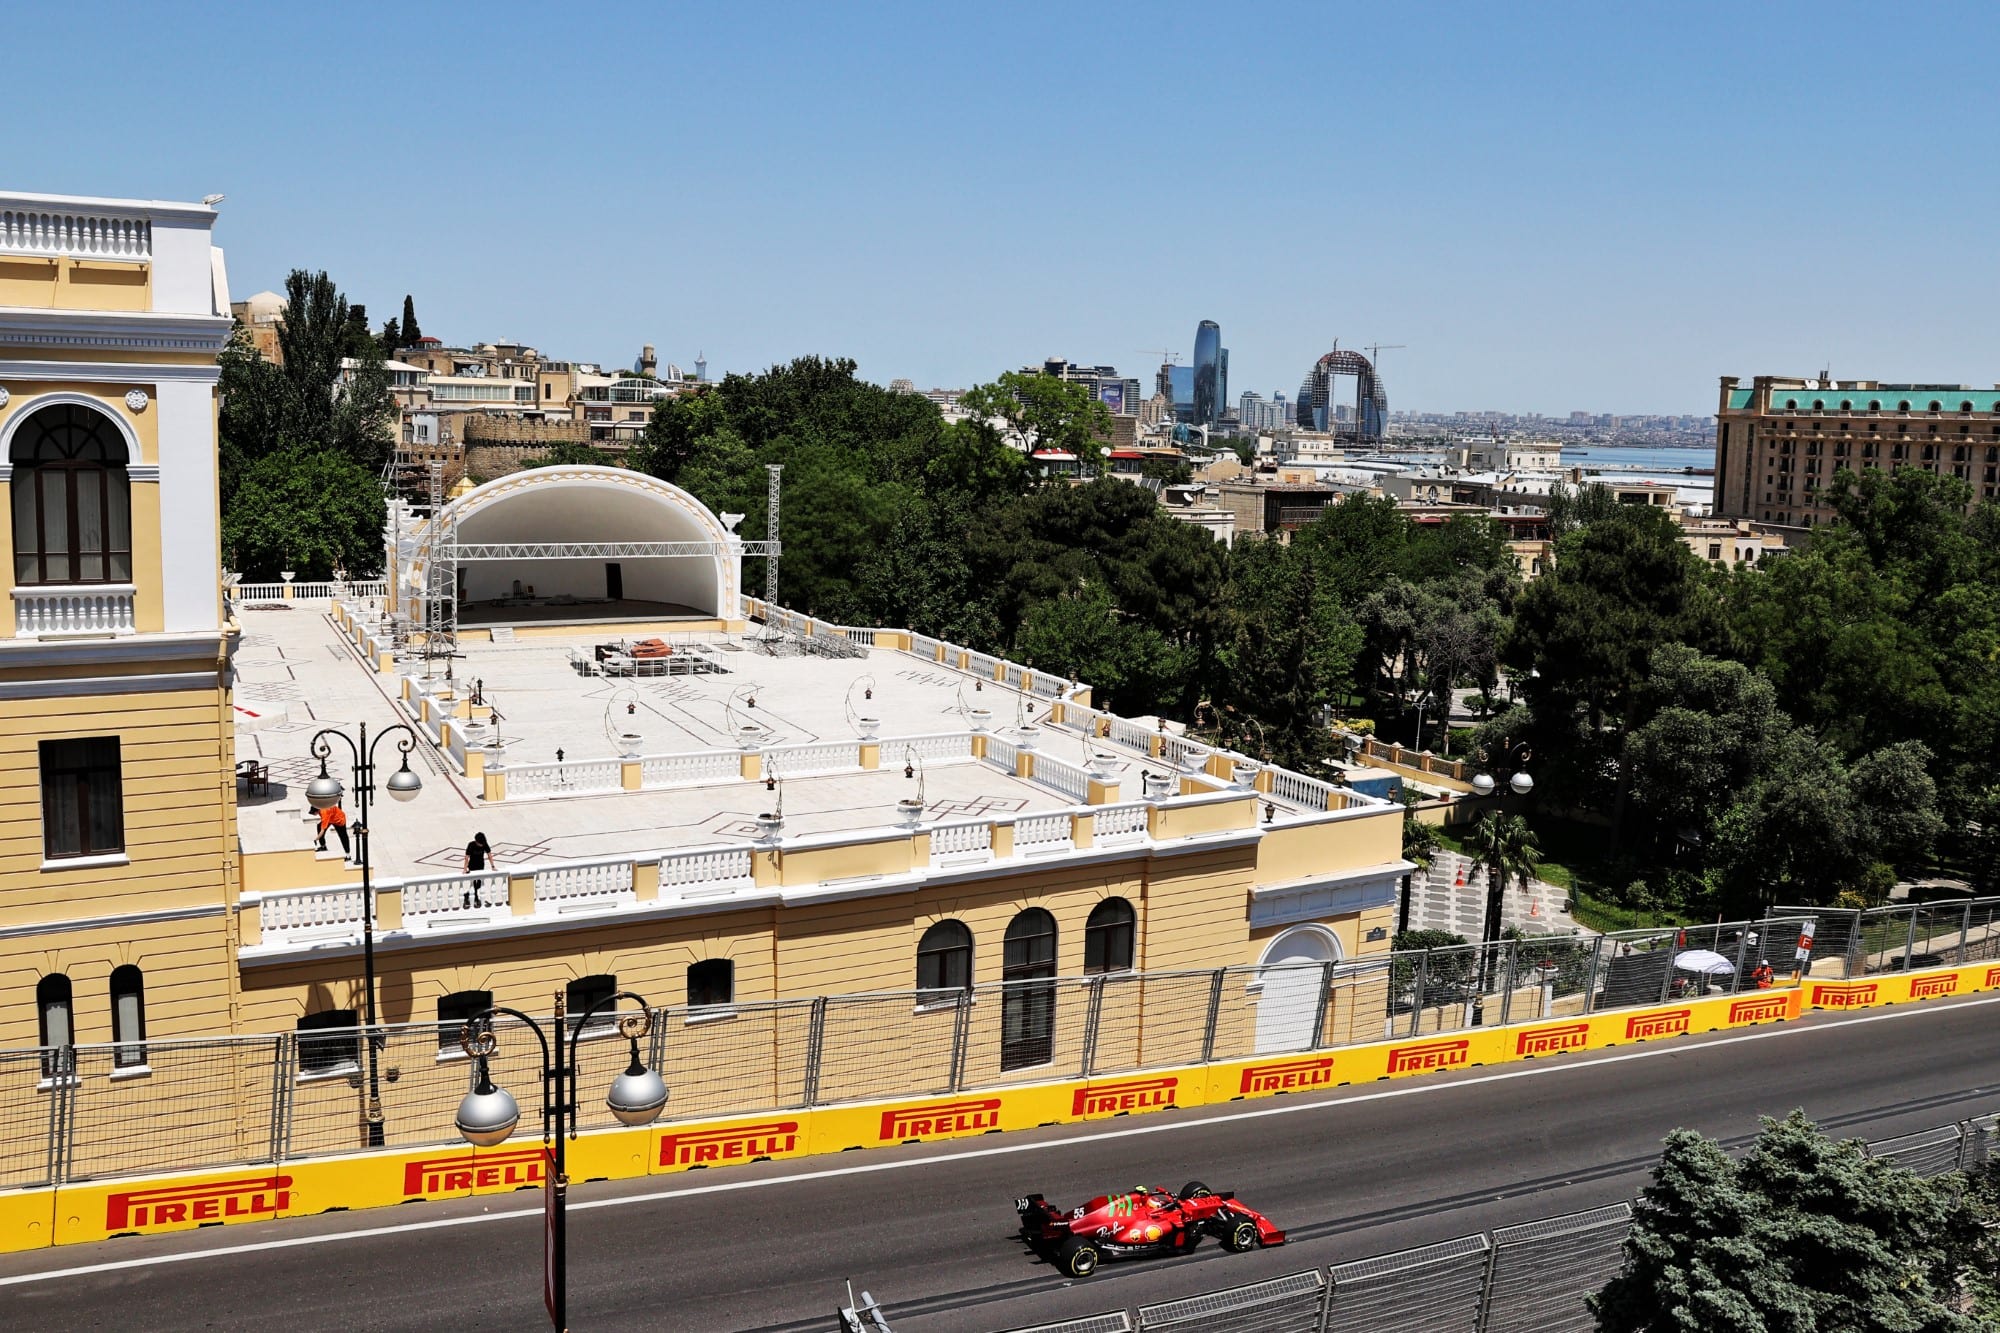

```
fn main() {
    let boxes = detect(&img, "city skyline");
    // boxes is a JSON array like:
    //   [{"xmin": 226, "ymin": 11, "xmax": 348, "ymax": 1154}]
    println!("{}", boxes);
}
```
[{"xmin": 6, "ymin": 2, "xmax": 1997, "ymax": 415}]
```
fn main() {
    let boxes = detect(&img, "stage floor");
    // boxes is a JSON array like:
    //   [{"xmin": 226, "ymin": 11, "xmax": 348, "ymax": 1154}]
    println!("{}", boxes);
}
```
[{"xmin": 458, "ymin": 598, "xmax": 708, "ymax": 627}]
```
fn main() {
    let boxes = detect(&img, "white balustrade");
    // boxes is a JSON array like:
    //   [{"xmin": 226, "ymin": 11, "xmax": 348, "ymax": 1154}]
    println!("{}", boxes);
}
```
[
  {"xmin": 235, "ymin": 583, "xmax": 287, "ymax": 602},
  {"xmin": 1160, "ymin": 734, "xmax": 1214, "ymax": 770},
  {"xmin": 1028, "ymin": 669, "xmax": 1069, "ymax": 697},
  {"xmin": 1269, "ymin": 768, "xmax": 1338, "ymax": 812},
  {"xmin": 11, "ymin": 585, "xmax": 135, "ymax": 636},
  {"xmin": 965, "ymin": 651, "xmax": 1001, "ymax": 678},
  {"xmin": 1094, "ymin": 802, "xmax": 1149, "ymax": 842},
  {"xmin": 504, "ymin": 758, "xmax": 623, "ymax": 799},
  {"xmin": 765, "ymin": 741, "xmax": 861, "ymax": 776},
  {"xmin": 1106, "ymin": 716, "xmax": 1156, "ymax": 753},
  {"xmin": 287, "ymin": 581, "xmax": 338, "ymax": 600},
  {"xmin": 258, "ymin": 886, "xmax": 366, "ymax": 942},
  {"xmin": 641, "ymin": 751, "xmax": 741, "ymax": 787},
  {"xmin": 444, "ymin": 725, "xmax": 469, "ymax": 773},
  {"xmin": 1013, "ymin": 812, "xmax": 1073, "ymax": 853},
  {"xmin": 910, "ymin": 633, "xmax": 941, "ymax": 660},
  {"xmin": 402, "ymin": 873, "xmax": 505, "ymax": 920},
  {"xmin": 0, "ymin": 206, "xmax": 151, "ymax": 259},
  {"xmin": 984, "ymin": 737, "xmax": 1019, "ymax": 772},
  {"xmin": 535, "ymin": 859, "xmax": 635, "ymax": 911},
  {"xmin": 659, "ymin": 847, "xmax": 755, "ymax": 896},
  {"xmin": 890, "ymin": 732, "xmax": 977, "ymax": 765},
  {"xmin": 1033, "ymin": 755, "xmax": 1090, "ymax": 802},
  {"xmin": 930, "ymin": 820, "xmax": 993, "ymax": 864}
]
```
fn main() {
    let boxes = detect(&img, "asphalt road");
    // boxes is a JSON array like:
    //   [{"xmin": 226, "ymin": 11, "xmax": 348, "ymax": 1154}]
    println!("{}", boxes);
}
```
[{"xmin": 6, "ymin": 995, "xmax": 1998, "ymax": 1333}]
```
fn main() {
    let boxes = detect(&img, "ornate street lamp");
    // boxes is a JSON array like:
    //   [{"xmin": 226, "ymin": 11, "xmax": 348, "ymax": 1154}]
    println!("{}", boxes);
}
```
[
  {"xmin": 454, "ymin": 991, "xmax": 667, "ymax": 1329},
  {"xmin": 306, "ymin": 722, "xmax": 421, "ymax": 1148}
]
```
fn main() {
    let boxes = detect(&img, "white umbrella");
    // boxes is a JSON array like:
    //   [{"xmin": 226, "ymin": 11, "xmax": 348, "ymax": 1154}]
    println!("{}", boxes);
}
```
[{"xmin": 1674, "ymin": 949, "xmax": 1735, "ymax": 975}]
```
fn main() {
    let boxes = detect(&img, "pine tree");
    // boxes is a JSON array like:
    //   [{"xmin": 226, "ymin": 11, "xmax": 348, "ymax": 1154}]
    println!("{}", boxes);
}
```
[
  {"xmin": 378, "ymin": 315, "xmax": 401, "ymax": 354},
  {"xmin": 400, "ymin": 294, "xmax": 422, "ymax": 346}
]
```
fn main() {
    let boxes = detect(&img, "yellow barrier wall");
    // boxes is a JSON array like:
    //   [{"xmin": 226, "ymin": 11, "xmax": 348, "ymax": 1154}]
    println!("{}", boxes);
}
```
[{"xmin": 5, "ymin": 969, "xmax": 1987, "ymax": 1254}]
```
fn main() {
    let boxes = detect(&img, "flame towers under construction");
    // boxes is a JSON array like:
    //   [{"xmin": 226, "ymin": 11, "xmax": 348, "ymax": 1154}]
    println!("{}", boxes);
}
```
[{"xmin": 1296, "ymin": 344, "xmax": 1389, "ymax": 442}]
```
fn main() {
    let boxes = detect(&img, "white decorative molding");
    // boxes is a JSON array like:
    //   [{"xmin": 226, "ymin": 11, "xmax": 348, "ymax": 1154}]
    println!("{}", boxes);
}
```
[
  {"xmin": 11, "ymin": 584, "xmax": 137, "ymax": 636},
  {"xmin": 0, "ymin": 206, "xmax": 151, "ymax": 260},
  {"xmin": 124, "ymin": 388, "xmax": 150, "ymax": 411},
  {"xmin": 126, "ymin": 463, "xmax": 160, "ymax": 482},
  {"xmin": 0, "ymin": 390, "xmax": 143, "ymax": 461},
  {"xmin": 0, "ymin": 386, "xmax": 9, "ymax": 407},
  {"xmin": 0, "ymin": 669, "xmax": 219, "ymax": 701},
  {"xmin": 0, "ymin": 358, "xmax": 220, "ymax": 385},
  {"xmin": 0, "ymin": 311, "xmax": 231, "ymax": 357},
  {"xmin": 1247, "ymin": 859, "xmax": 1415, "ymax": 929}
]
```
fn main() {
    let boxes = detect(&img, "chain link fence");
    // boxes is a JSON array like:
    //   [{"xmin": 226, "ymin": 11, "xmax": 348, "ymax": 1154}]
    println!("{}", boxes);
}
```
[
  {"xmin": 4, "ymin": 899, "xmax": 1995, "ymax": 1188},
  {"xmin": 976, "ymin": 1109, "xmax": 1996, "ymax": 1333}
]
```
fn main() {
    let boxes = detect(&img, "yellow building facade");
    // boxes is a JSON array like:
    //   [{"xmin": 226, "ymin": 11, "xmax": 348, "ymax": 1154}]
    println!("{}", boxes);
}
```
[{"xmin": 0, "ymin": 192, "xmax": 241, "ymax": 1068}]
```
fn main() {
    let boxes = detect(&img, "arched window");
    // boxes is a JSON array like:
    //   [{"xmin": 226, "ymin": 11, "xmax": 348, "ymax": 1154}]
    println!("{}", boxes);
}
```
[
  {"xmin": 435, "ymin": 989, "xmax": 492, "ymax": 1052},
  {"xmin": 37, "ymin": 973, "xmax": 73, "ymax": 1077},
  {"xmin": 1898, "ymin": 401, "xmax": 1912, "ymax": 411},
  {"xmin": 1811, "ymin": 399, "xmax": 1824, "ymax": 410},
  {"xmin": 566, "ymin": 973, "xmax": 617, "ymax": 1034},
  {"xmin": 916, "ymin": 920, "xmax": 972, "ymax": 999},
  {"xmin": 1868, "ymin": 400, "xmax": 1881, "ymax": 411},
  {"xmin": 1961, "ymin": 401, "xmax": 1975, "ymax": 413},
  {"xmin": 1084, "ymin": 898, "xmax": 1136, "ymax": 974},
  {"xmin": 110, "ymin": 965, "xmax": 146, "ymax": 1068},
  {"xmin": 1001, "ymin": 909, "xmax": 1058, "ymax": 1070},
  {"xmin": 9, "ymin": 404, "xmax": 132, "ymax": 585},
  {"xmin": 1840, "ymin": 400, "xmax": 1852, "ymax": 411},
  {"xmin": 1928, "ymin": 401, "xmax": 1942, "ymax": 412},
  {"xmin": 686, "ymin": 959, "xmax": 733, "ymax": 1009}
]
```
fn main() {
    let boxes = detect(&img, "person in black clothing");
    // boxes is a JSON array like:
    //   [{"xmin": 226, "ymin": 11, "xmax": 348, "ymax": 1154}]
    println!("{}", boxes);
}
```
[{"xmin": 463, "ymin": 832, "xmax": 495, "ymax": 907}]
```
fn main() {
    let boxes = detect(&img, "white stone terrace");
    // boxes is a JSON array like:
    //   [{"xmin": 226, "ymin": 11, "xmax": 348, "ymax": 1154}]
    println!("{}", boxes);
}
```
[{"xmin": 230, "ymin": 600, "xmax": 1393, "ymax": 958}]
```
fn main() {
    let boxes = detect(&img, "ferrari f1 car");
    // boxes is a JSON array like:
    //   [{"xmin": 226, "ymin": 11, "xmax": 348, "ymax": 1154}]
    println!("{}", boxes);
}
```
[{"xmin": 1014, "ymin": 1181, "xmax": 1286, "ymax": 1278}]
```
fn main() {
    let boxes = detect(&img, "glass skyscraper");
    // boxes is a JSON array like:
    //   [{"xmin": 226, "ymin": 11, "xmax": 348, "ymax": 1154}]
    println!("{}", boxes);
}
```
[{"xmin": 1191, "ymin": 320, "xmax": 1221, "ymax": 428}]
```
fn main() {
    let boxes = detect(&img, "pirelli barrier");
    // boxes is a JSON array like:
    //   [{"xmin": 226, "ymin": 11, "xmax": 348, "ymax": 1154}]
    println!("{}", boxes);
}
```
[{"xmin": 6, "ymin": 960, "xmax": 1996, "ymax": 1254}]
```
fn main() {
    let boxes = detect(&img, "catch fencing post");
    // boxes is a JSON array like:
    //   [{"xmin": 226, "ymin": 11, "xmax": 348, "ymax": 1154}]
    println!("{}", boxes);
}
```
[
  {"xmin": 1903, "ymin": 905, "xmax": 1920, "ymax": 971},
  {"xmin": 1498, "ymin": 939, "xmax": 1519, "ymax": 1027},
  {"xmin": 646, "ymin": 1006, "xmax": 668, "ymax": 1072},
  {"xmin": 47, "ymin": 1046, "xmax": 73, "ymax": 1185},
  {"xmin": 269, "ymin": 1033, "xmax": 295, "ymax": 1165},
  {"xmin": 1959, "ymin": 901, "xmax": 1973, "ymax": 964},
  {"xmin": 1199, "ymin": 970, "xmax": 1225, "ymax": 1065},
  {"xmin": 1079, "ymin": 974, "xmax": 1106, "ymax": 1078},
  {"xmin": 1311, "ymin": 960, "xmax": 1337, "ymax": 1050},
  {"xmin": 1580, "ymin": 936, "xmax": 1606, "ymax": 1015},
  {"xmin": 949, "ymin": 988, "xmax": 971, "ymax": 1092},
  {"xmin": 1658, "ymin": 936, "xmax": 1677, "ymax": 1005},
  {"xmin": 802, "ymin": 996, "xmax": 828, "ymax": 1106},
  {"xmin": 1731, "ymin": 925, "xmax": 1752, "ymax": 994},
  {"xmin": 1408, "ymin": 953, "xmax": 1429, "ymax": 1038}
]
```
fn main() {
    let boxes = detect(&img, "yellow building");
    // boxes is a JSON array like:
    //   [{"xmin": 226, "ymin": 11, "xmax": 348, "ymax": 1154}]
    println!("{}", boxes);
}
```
[{"xmin": 0, "ymin": 190, "xmax": 240, "ymax": 1066}]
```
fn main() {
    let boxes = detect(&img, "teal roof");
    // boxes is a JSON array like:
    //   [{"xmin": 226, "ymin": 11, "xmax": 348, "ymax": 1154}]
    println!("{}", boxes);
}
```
[{"xmin": 1728, "ymin": 389, "xmax": 1753, "ymax": 409}]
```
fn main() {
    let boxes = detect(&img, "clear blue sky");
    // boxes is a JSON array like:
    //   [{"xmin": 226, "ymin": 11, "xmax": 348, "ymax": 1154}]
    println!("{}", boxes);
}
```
[{"xmin": 12, "ymin": 2, "xmax": 1998, "ymax": 415}]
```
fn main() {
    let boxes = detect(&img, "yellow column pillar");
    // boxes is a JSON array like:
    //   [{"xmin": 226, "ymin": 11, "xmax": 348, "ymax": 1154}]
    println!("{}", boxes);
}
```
[
  {"xmin": 483, "ymin": 766, "xmax": 507, "ymax": 802},
  {"xmin": 859, "ymin": 742, "xmax": 881, "ymax": 770},
  {"xmin": 633, "ymin": 859, "xmax": 660, "ymax": 902},
  {"xmin": 751, "ymin": 847, "xmax": 781, "ymax": 887},
  {"xmin": 507, "ymin": 870, "xmax": 536, "ymax": 917},
  {"xmin": 1071, "ymin": 812, "xmax": 1095, "ymax": 848},
  {"xmin": 1086, "ymin": 777, "xmax": 1119, "ymax": 805},
  {"xmin": 1016, "ymin": 752, "xmax": 1034, "ymax": 780},
  {"xmin": 990, "ymin": 822, "xmax": 1015, "ymax": 859},
  {"xmin": 375, "ymin": 885, "xmax": 403, "ymax": 931},
  {"xmin": 740, "ymin": 750, "xmax": 762, "ymax": 781},
  {"xmin": 621, "ymin": 758, "xmax": 643, "ymax": 791}
]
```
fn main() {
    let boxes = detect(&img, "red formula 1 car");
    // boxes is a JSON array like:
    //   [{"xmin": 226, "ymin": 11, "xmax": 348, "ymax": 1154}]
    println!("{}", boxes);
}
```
[{"xmin": 1014, "ymin": 1181, "xmax": 1286, "ymax": 1278}]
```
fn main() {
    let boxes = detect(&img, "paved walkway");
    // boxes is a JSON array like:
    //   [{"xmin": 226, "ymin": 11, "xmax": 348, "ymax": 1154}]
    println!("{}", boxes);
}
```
[{"xmin": 1404, "ymin": 849, "xmax": 1587, "ymax": 938}]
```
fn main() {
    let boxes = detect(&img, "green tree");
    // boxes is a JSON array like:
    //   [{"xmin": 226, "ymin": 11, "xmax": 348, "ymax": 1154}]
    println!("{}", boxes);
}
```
[
  {"xmin": 1623, "ymin": 646, "xmax": 1785, "ymax": 841},
  {"xmin": 1470, "ymin": 811, "xmax": 1541, "ymax": 927},
  {"xmin": 400, "ymin": 294, "xmax": 422, "ymax": 347},
  {"xmin": 959, "ymin": 371, "xmax": 1113, "ymax": 475},
  {"xmin": 1016, "ymin": 582, "xmax": 1188, "ymax": 714},
  {"xmin": 378, "ymin": 315, "xmax": 401, "ymax": 354},
  {"xmin": 223, "ymin": 449, "xmax": 387, "ymax": 580},
  {"xmin": 1593, "ymin": 1110, "xmax": 1996, "ymax": 1332}
]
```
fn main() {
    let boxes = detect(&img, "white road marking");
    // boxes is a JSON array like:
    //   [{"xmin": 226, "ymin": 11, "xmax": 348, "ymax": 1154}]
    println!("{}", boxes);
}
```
[{"xmin": 4, "ymin": 993, "xmax": 1996, "ymax": 1288}]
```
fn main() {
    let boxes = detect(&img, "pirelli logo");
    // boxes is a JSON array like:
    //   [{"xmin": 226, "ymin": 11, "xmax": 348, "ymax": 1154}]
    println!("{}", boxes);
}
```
[
  {"xmin": 1515, "ymin": 1023, "xmax": 1591, "ymax": 1057},
  {"xmin": 1985, "ymin": 966, "xmax": 2000, "ymax": 989},
  {"xmin": 1812, "ymin": 983, "xmax": 1878, "ymax": 1008},
  {"xmin": 1728, "ymin": 995, "xmax": 1791, "ymax": 1024},
  {"xmin": 879, "ymin": 1098, "xmax": 1002, "ymax": 1142},
  {"xmin": 1238, "ymin": 1057, "xmax": 1337, "ymax": 1095},
  {"xmin": 402, "ymin": 1147, "xmax": 545, "ymax": 1197},
  {"xmin": 1624, "ymin": 1009, "xmax": 1691, "ymax": 1040},
  {"xmin": 1386, "ymin": 1039, "xmax": 1469, "ymax": 1075},
  {"xmin": 658, "ymin": 1120, "xmax": 800, "ymax": 1167},
  {"xmin": 106, "ymin": 1175, "xmax": 292, "ymax": 1231},
  {"xmin": 1909, "ymin": 974, "xmax": 1959, "ymax": 1000},
  {"xmin": 1072, "ymin": 1077, "xmax": 1177, "ymax": 1117}
]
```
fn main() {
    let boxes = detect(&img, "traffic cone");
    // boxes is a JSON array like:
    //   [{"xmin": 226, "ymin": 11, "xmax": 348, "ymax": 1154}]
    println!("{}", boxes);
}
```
[{"xmin": 1530, "ymin": 899, "xmax": 1542, "ymax": 918}]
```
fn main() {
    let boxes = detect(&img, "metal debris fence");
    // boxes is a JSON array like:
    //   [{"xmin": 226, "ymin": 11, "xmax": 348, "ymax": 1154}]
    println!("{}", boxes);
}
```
[
  {"xmin": 981, "ymin": 1112, "xmax": 1998, "ymax": 1333},
  {"xmin": 5, "ymin": 900, "xmax": 1997, "ymax": 1190}
]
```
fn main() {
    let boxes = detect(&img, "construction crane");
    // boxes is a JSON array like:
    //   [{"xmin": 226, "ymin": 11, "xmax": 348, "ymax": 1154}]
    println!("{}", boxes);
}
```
[
  {"xmin": 1138, "ymin": 349, "xmax": 1182, "ymax": 365},
  {"xmin": 1364, "ymin": 343, "xmax": 1406, "ymax": 368}
]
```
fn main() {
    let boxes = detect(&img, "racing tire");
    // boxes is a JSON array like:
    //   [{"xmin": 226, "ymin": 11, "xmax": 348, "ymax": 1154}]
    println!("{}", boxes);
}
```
[
  {"xmin": 1223, "ymin": 1219, "xmax": 1260, "ymax": 1253},
  {"xmin": 1058, "ymin": 1237, "xmax": 1101, "ymax": 1278},
  {"xmin": 1178, "ymin": 1180, "xmax": 1214, "ymax": 1200}
]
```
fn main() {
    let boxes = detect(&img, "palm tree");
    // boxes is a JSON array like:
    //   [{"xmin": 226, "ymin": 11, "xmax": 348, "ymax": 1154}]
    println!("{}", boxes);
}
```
[{"xmin": 1471, "ymin": 811, "xmax": 1542, "ymax": 948}]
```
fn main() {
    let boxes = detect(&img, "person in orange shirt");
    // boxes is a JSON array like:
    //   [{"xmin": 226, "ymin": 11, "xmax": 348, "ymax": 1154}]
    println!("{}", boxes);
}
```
[
  {"xmin": 1750, "ymin": 960, "xmax": 1775, "ymax": 990},
  {"xmin": 316, "ymin": 802, "xmax": 351, "ymax": 859}
]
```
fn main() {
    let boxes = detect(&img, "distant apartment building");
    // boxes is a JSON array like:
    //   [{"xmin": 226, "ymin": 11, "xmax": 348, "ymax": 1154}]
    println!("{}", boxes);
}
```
[
  {"xmin": 1024, "ymin": 358, "xmax": 1141, "ymax": 416},
  {"xmin": 1237, "ymin": 391, "xmax": 1291, "ymax": 434},
  {"xmin": 1716, "ymin": 375, "xmax": 2000, "ymax": 530}
]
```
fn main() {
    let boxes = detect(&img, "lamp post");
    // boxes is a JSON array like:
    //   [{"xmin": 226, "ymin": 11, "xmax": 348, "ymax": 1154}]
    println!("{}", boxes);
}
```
[
  {"xmin": 1467, "ymin": 743, "xmax": 1532, "ymax": 1026},
  {"xmin": 454, "ymin": 991, "xmax": 668, "ymax": 1331},
  {"xmin": 305, "ymin": 722, "xmax": 423, "ymax": 1148}
]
